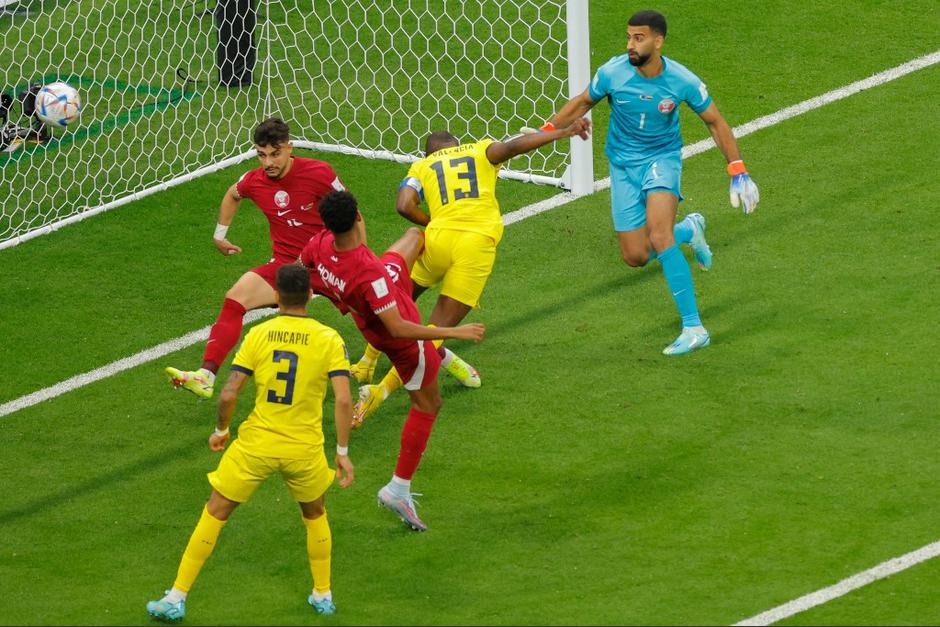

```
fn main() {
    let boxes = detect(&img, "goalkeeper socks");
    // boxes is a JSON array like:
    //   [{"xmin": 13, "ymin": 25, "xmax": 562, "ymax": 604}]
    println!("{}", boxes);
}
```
[
  {"xmin": 202, "ymin": 298, "xmax": 247, "ymax": 373},
  {"xmin": 303, "ymin": 512, "xmax": 332, "ymax": 596},
  {"xmin": 674, "ymin": 215, "xmax": 694, "ymax": 245},
  {"xmin": 173, "ymin": 506, "xmax": 227, "ymax": 593},
  {"xmin": 657, "ymin": 245, "xmax": 702, "ymax": 327},
  {"xmin": 394, "ymin": 407, "xmax": 437, "ymax": 480}
]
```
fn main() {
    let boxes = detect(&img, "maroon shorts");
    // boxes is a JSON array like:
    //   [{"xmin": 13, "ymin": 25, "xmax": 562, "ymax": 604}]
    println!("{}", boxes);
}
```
[
  {"xmin": 387, "ymin": 338, "xmax": 442, "ymax": 391},
  {"xmin": 379, "ymin": 251, "xmax": 413, "ymax": 296},
  {"xmin": 249, "ymin": 259, "xmax": 283, "ymax": 290},
  {"xmin": 377, "ymin": 251, "xmax": 440, "ymax": 390},
  {"xmin": 250, "ymin": 257, "xmax": 317, "ymax": 301}
]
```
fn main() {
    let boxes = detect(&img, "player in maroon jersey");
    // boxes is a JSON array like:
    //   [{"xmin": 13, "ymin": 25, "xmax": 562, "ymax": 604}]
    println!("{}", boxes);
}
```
[
  {"xmin": 300, "ymin": 190, "xmax": 485, "ymax": 531},
  {"xmin": 166, "ymin": 118, "xmax": 346, "ymax": 399}
]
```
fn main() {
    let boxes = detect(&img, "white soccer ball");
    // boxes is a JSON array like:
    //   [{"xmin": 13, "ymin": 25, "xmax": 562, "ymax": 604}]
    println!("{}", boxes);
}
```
[{"xmin": 36, "ymin": 82, "xmax": 82, "ymax": 127}]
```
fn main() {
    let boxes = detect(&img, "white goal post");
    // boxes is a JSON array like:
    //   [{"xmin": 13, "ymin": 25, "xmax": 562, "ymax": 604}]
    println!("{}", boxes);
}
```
[{"xmin": 0, "ymin": 0, "xmax": 592, "ymax": 251}]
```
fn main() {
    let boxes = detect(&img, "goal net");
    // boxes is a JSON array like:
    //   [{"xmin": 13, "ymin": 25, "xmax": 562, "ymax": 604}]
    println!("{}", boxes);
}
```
[{"xmin": 0, "ymin": 0, "xmax": 591, "ymax": 250}]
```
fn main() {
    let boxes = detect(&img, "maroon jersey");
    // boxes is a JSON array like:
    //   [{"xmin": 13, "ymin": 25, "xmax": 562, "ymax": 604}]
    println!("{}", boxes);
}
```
[
  {"xmin": 300, "ymin": 230, "xmax": 421, "ymax": 353},
  {"xmin": 236, "ymin": 157, "xmax": 345, "ymax": 263}
]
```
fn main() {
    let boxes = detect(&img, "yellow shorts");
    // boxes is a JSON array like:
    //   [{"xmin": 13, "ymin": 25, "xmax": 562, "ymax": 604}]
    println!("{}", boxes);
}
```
[
  {"xmin": 207, "ymin": 439, "xmax": 335, "ymax": 504},
  {"xmin": 411, "ymin": 228, "xmax": 497, "ymax": 308}
]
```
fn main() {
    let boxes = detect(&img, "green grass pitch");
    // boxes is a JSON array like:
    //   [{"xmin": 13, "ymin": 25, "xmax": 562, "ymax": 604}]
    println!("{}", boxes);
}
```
[{"xmin": 1, "ymin": 1, "xmax": 939, "ymax": 624}]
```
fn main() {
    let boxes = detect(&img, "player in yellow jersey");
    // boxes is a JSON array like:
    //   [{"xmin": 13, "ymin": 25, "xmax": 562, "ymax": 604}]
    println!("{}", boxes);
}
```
[
  {"xmin": 146, "ymin": 264, "xmax": 354, "ymax": 622},
  {"xmin": 351, "ymin": 118, "xmax": 591, "ymax": 421}
]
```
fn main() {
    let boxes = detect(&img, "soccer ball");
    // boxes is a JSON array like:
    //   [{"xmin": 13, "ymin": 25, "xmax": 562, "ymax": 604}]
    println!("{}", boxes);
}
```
[{"xmin": 35, "ymin": 82, "xmax": 82, "ymax": 127}]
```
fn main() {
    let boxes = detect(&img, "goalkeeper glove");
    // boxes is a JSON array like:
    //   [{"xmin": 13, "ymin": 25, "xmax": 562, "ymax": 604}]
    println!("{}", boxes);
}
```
[{"xmin": 728, "ymin": 160, "xmax": 759, "ymax": 214}]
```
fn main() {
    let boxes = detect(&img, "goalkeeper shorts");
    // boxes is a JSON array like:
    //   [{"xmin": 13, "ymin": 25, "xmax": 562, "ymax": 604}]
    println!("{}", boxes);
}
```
[{"xmin": 609, "ymin": 153, "xmax": 684, "ymax": 232}]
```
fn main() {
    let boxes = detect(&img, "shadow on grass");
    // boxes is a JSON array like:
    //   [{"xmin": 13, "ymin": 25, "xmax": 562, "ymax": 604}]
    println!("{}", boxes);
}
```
[{"xmin": 0, "ymin": 436, "xmax": 203, "ymax": 526}]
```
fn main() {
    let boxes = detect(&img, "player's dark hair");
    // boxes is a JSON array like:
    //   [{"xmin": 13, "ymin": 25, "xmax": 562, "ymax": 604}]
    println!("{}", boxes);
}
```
[
  {"xmin": 276, "ymin": 263, "xmax": 310, "ymax": 307},
  {"xmin": 425, "ymin": 131, "xmax": 459, "ymax": 156},
  {"xmin": 319, "ymin": 190, "xmax": 359, "ymax": 234},
  {"xmin": 254, "ymin": 117, "xmax": 290, "ymax": 147},
  {"xmin": 628, "ymin": 10, "xmax": 667, "ymax": 37}
]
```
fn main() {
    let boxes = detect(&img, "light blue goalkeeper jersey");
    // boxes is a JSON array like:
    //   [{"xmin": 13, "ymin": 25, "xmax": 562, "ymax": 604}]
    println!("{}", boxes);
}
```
[{"xmin": 588, "ymin": 54, "xmax": 712, "ymax": 167}]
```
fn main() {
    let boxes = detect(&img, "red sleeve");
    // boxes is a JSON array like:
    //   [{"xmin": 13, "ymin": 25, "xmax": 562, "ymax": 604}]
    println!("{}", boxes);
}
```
[
  {"xmin": 312, "ymin": 160, "xmax": 345, "ymax": 193},
  {"xmin": 299, "ymin": 237, "xmax": 314, "ymax": 268},
  {"xmin": 235, "ymin": 169, "xmax": 256, "ymax": 200},
  {"xmin": 359, "ymin": 263, "xmax": 398, "ymax": 315}
]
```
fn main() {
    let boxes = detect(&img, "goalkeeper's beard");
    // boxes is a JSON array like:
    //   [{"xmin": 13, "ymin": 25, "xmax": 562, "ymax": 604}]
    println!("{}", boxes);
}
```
[{"xmin": 628, "ymin": 52, "xmax": 651, "ymax": 67}]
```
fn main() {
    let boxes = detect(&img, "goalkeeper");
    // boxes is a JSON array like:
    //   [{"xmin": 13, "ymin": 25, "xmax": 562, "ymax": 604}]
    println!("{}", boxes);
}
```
[
  {"xmin": 350, "ymin": 117, "xmax": 590, "ymax": 424},
  {"xmin": 536, "ymin": 9, "xmax": 759, "ymax": 355}
]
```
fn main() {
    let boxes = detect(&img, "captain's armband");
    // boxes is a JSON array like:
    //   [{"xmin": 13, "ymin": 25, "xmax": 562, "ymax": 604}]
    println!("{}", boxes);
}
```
[{"xmin": 400, "ymin": 176, "xmax": 424, "ymax": 200}]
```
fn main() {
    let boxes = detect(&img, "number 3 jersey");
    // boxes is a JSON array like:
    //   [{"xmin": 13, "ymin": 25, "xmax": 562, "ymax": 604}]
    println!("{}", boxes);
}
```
[
  {"xmin": 230, "ymin": 314, "xmax": 350, "ymax": 459},
  {"xmin": 402, "ymin": 140, "xmax": 504, "ymax": 244}
]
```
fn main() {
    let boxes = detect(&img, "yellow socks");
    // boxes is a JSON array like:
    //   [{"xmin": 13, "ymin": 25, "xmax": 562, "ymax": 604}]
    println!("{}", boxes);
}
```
[
  {"xmin": 173, "ymin": 506, "xmax": 226, "ymax": 593},
  {"xmin": 304, "ymin": 512, "xmax": 332, "ymax": 595}
]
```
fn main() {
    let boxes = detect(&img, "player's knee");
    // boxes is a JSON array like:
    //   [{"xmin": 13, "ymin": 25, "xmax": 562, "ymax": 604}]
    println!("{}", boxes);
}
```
[
  {"xmin": 421, "ymin": 394, "xmax": 443, "ymax": 415},
  {"xmin": 648, "ymin": 230, "xmax": 675, "ymax": 253},
  {"xmin": 622, "ymin": 250, "xmax": 648, "ymax": 267},
  {"xmin": 401, "ymin": 227, "xmax": 424, "ymax": 251},
  {"xmin": 302, "ymin": 501, "xmax": 326, "ymax": 519},
  {"xmin": 404, "ymin": 226, "xmax": 424, "ymax": 240}
]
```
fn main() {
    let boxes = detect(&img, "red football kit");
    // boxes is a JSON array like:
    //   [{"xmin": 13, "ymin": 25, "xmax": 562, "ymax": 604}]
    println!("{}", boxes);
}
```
[
  {"xmin": 236, "ymin": 156, "xmax": 345, "ymax": 283},
  {"xmin": 200, "ymin": 157, "xmax": 344, "ymax": 372},
  {"xmin": 300, "ymin": 230, "xmax": 441, "ymax": 390}
]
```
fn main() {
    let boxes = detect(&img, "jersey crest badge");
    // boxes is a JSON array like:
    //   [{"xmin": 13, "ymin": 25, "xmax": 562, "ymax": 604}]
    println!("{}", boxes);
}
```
[
  {"xmin": 658, "ymin": 98, "xmax": 676, "ymax": 113},
  {"xmin": 275, "ymin": 190, "xmax": 290, "ymax": 208}
]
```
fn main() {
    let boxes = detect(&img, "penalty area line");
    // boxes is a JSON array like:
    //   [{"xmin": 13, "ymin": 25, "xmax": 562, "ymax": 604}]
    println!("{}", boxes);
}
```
[
  {"xmin": 733, "ymin": 539, "xmax": 940, "ymax": 625},
  {"xmin": 2, "ymin": 49, "xmax": 938, "ymax": 419}
]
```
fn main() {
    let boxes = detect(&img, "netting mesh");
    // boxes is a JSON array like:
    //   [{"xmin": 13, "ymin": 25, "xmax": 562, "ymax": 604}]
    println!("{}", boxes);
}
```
[{"xmin": 1, "ymin": 0, "xmax": 569, "ymax": 248}]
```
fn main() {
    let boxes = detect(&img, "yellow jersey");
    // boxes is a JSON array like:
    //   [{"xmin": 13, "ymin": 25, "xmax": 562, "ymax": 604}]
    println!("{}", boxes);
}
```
[
  {"xmin": 230, "ymin": 314, "xmax": 350, "ymax": 459},
  {"xmin": 405, "ymin": 140, "xmax": 504, "ymax": 243}
]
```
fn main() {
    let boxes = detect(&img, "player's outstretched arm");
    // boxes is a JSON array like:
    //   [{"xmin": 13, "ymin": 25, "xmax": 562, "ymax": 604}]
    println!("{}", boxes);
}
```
[
  {"xmin": 698, "ymin": 104, "xmax": 759, "ymax": 214},
  {"xmin": 330, "ymin": 373, "xmax": 355, "ymax": 487},
  {"xmin": 212, "ymin": 183, "xmax": 244, "ymax": 256},
  {"xmin": 520, "ymin": 89, "xmax": 596, "ymax": 135},
  {"xmin": 395, "ymin": 185, "xmax": 430, "ymax": 226},
  {"xmin": 487, "ymin": 117, "xmax": 591, "ymax": 165},
  {"xmin": 377, "ymin": 305, "xmax": 485, "ymax": 343}
]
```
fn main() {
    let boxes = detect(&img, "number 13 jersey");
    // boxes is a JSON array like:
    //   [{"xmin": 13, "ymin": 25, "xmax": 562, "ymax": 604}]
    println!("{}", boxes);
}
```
[{"xmin": 403, "ymin": 140, "xmax": 504, "ymax": 244}]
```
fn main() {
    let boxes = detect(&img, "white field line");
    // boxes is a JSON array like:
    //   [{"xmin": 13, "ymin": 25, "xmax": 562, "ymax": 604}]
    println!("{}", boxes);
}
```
[
  {"xmin": 2, "ymin": 50, "xmax": 938, "ymax": 421},
  {"xmin": 502, "ymin": 49, "xmax": 940, "ymax": 226},
  {"xmin": 2, "ymin": 49, "xmax": 940, "ymax": 622},
  {"xmin": 733, "ymin": 539, "xmax": 940, "ymax": 625},
  {"xmin": 0, "ymin": 309, "xmax": 273, "ymax": 418}
]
